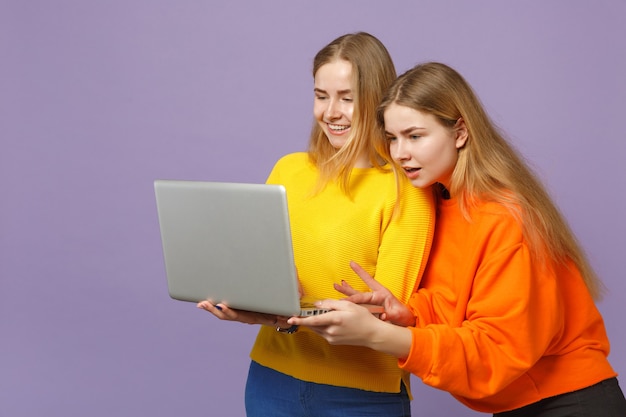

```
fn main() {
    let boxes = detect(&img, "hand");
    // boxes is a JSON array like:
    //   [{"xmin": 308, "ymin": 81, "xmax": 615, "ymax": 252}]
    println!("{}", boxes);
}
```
[
  {"xmin": 333, "ymin": 261, "xmax": 415, "ymax": 327},
  {"xmin": 287, "ymin": 298, "xmax": 413, "ymax": 359},
  {"xmin": 288, "ymin": 299, "xmax": 385, "ymax": 346},
  {"xmin": 197, "ymin": 301, "xmax": 291, "ymax": 328},
  {"xmin": 196, "ymin": 268, "xmax": 303, "ymax": 328}
]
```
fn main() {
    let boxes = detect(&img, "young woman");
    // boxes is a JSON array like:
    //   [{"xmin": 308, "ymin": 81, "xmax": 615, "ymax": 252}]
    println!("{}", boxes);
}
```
[
  {"xmin": 198, "ymin": 34, "xmax": 434, "ymax": 417},
  {"xmin": 290, "ymin": 62, "xmax": 626, "ymax": 416}
]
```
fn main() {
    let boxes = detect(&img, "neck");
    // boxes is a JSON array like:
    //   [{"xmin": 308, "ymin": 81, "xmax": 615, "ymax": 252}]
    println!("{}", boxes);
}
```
[
  {"xmin": 437, "ymin": 183, "xmax": 451, "ymax": 200},
  {"xmin": 353, "ymin": 153, "xmax": 373, "ymax": 168}
]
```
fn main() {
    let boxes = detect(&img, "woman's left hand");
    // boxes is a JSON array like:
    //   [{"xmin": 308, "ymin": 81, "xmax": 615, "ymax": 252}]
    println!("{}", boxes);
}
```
[
  {"xmin": 287, "ymin": 299, "xmax": 384, "ymax": 347},
  {"xmin": 288, "ymin": 298, "xmax": 413, "ymax": 359}
]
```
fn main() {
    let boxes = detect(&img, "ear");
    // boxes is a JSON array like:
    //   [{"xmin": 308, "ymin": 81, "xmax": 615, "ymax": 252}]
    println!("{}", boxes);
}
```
[{"xmin": 454, "ymin": 118, "xmax": 468, "ymax": 149}]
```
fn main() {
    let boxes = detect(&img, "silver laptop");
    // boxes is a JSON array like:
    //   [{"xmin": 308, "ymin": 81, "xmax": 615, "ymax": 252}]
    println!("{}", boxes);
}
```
[{"xmin": 153, "ymin": 179, "xmax": 330, "ymax": 317}]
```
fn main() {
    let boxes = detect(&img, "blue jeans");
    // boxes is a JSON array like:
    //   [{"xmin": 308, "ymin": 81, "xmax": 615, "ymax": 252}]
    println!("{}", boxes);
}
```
[
  {"xmin": 494, "ymin": 377, "xmax": 626, "ymax": 417},
  {"xmin": 245, "ymin": 361, "xmax": 411, "ymax": 417}
]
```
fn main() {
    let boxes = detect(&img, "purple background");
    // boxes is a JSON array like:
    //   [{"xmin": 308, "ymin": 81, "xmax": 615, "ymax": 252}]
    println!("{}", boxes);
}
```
[{"xmin": 2, "ymin": 1, "xmax": 625, "ymax": 416}]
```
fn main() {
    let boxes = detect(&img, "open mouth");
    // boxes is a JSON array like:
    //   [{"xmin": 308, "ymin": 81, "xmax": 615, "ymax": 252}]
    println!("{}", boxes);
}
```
[
  {"xmin": 328, "ymin": 124, "xmax": 350, "ymax": 133},
  {"xmin": 402, "ymin": 167, "xmax": 421, "ymax": 179}
]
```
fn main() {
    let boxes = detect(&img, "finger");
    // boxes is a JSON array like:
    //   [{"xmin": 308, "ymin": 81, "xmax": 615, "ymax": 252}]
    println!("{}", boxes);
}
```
[
  {"xmin": 315, "ymin": 298, "xmax": 349, "ymax": 311},
  {"xmin": 197, "ymin": 301, "xmax": 220, "ymax": 313},
  {"xmin": 288, "ymin": 307, "xmax": 333, "ymax": 327},
  {"xmin": 222, "ymin": 306, "xmax": 258, "ymax": 322},
  {"xmin": 275, "ymin": 317, "xmax": 290, "ymax": 328},
  {"xmin": 342, "ymin": 292, "xmax": 376, "ymax": 305},
  {"xmin": 349, "ymin": 261, "xmax": 378, "ymax": 288},
  {"xmin": 197, "ymin": 302, "xmax": 232, "ymax": 322},
  {"xmin": 260, "ymin": 313, "xmax": 279, "ymax": 326},
  {"xmin": 289, "ymin": 299, "xmax": 354, "ymax": 326},
  {"xmin": 289, "ymin": 313, "xmax": 332, "ymax": 327},
  {"xmin": 349, "ymin": 261, "xmax": 387, "ymax": 291},
  {"xmin": 216, "ymin": 304, "xmax": 239, "ymax": 320},
  {"xmin": 333, "ymin": 280, "xmax": 361, "ymax": 296}
]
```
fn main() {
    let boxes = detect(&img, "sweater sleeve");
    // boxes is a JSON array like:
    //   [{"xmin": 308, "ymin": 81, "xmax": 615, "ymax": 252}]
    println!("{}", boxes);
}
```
[
  {"xmin": 373, "ymin": 180, "xmax": 435, "ymax": 303},
  {"xmin": 400, "ymin": 212, "xmax": 564, "ymax": 399},
  {"xmin": 265, "ymin": 153, "xmax": 293, "ymax": 184}
]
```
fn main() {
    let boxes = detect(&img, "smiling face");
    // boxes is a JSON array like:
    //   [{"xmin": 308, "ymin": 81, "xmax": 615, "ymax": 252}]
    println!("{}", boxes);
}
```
[
  {"xmin": 313, "ymin": 60, "xmax": 355, "ymax": 151},
  {"xmin": 384, "ymin": 103, "xmax": 467, "ymax": 190}
]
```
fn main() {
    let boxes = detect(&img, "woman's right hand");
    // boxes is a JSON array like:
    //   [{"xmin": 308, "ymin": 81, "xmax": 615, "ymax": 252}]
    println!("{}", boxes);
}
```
[{"xmin": 197, "ymin": 301, "xmax": 290, "ymax": 328}]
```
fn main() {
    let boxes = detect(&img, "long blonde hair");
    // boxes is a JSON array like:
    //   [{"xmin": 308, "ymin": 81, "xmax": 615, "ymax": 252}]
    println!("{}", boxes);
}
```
[
  {"xmin": 308, "ymin": 32, "xmax": 396, "ymax": 192},
  {"xmin": 376, "ymin": 62, "xmax": 603, "ymax": 299}
]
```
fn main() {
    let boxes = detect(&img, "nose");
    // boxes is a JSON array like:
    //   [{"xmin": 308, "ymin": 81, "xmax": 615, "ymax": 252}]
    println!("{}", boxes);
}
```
[
  {"xmin": 390, "ymin": 139, "xmax": 410, "ymax": 161},
  {"xmin": 325, "ymin": 99, "xmax": 341, "ymax": 121}
]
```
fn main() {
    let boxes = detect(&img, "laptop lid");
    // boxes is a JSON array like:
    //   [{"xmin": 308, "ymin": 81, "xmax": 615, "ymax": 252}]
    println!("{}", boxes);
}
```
[{"xmin": 154, "ymin": 179, "xmax": 310, "ymax": 317}]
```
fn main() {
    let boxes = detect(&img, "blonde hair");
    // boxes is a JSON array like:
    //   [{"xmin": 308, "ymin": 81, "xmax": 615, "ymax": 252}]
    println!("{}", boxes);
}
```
[
  {"xmin": 376, "ymin": 62, "xmax": 604, "ymax": 299},
  {"xmin": 308, "ymin": 32, "xmax": 396, "ymax": 192}
]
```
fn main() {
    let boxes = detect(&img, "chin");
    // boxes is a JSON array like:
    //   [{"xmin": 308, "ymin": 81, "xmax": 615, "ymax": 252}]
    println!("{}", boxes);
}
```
[
  {"xmin": 409, "ymin": 178, "xmax": 429, "ymax": 189},
  {"xmin": 326, "ymin": 137, "xmax": 347, "ymax": 150}
]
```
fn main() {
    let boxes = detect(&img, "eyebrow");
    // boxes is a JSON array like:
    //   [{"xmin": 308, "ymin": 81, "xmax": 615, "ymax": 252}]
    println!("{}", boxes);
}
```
[
  {"xmin": 314, "ymin": 88, "xmax": 353, "ymax": 95},
  {"xmin": 385, "ymin": 126, "xmax": 426, "ymax": 135}
]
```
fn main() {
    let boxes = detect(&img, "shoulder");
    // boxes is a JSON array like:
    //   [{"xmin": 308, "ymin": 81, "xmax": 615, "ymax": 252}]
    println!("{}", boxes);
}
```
[
  {"xmin": 269, "ymin": 152, "xmax": 310, "ymax": 174},
  {"xmin": 472, "ymin": 199, "xmax": 512, "ymax": 218},
  {"xmin": 434, "ymin": 199, "xmax": 527, "ymax": 266},
  {"xmin": 351, "ymin": 167, "xmax": 401, "ymax": 202},
  {"xmin": 272, "ymin": 152, "xmax": 309, "ymax": 167},
  {"xmin": 398, "ymin": 176, "xmax": 433, "ymax": 197},
  {"xmin": 441, "ymin": 198, "xmax": 522, "ymax": 239},
  {"xmin": 267, "ymin": 152, "xmax": 316, "ymax": 185},
  {"xmin": 468, "ymin": 199, "xmax": 524, "ymax": 243}
]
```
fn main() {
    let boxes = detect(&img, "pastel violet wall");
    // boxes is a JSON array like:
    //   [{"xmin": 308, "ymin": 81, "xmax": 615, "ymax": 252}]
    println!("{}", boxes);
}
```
[{"xmin": 2, "ymin": 1, "xmax": 625, "ymax": 416}]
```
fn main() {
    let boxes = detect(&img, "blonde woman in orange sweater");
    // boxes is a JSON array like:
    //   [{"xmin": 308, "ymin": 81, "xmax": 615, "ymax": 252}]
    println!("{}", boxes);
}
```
[{"xmin": 290, "ymin": 62, "xmax": 626, "ymax": 416}]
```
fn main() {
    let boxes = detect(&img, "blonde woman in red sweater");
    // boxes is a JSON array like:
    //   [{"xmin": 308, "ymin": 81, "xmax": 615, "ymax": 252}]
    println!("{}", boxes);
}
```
[{"xmin": 290, "ymin": 62, "xmax": 626, "ymax": 416}]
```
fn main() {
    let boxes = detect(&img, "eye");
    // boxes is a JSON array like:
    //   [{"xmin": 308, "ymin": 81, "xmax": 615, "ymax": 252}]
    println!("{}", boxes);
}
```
[
  {"xmin": 315, "ymin": 94, "xmax": 328, "ymax": 101},
  {"xmin": 341, "ymin": 97, "xmax": 354, "ymax": 103},
  {"xmin": 386, "ymin": 136, "xmax": 397, "ymax": 142},
  {"xmin": 409, "ymin": 134, "xmax": 421, "ymax": 140}
]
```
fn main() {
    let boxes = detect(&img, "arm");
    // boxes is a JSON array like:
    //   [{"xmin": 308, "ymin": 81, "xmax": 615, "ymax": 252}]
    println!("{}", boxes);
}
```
[
  {"xmin": 401, "ymin": 215, "xmax": 564, "ymax": 399},
  {"xmin": 372, "ymin": 181, "xmax": 435, "ymax": 304}
]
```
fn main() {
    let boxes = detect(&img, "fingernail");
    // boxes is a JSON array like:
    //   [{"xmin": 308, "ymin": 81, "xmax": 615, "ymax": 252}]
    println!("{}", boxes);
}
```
[{"xmin": 215, "ymin": 305, "xmax": 222, "ymax": 311}]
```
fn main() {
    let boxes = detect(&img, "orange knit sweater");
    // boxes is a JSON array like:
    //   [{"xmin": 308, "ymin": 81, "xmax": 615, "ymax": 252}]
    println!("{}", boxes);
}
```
[{"xmin": 400, "ymin": 197, "xmax": 617, "ymax": 412}]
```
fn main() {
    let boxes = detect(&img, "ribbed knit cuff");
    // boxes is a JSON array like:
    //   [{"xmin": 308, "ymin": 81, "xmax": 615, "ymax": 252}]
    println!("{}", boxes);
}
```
[{"xmin": 398, "ymin": 327, "xmax": 434, "ymax": 379}]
